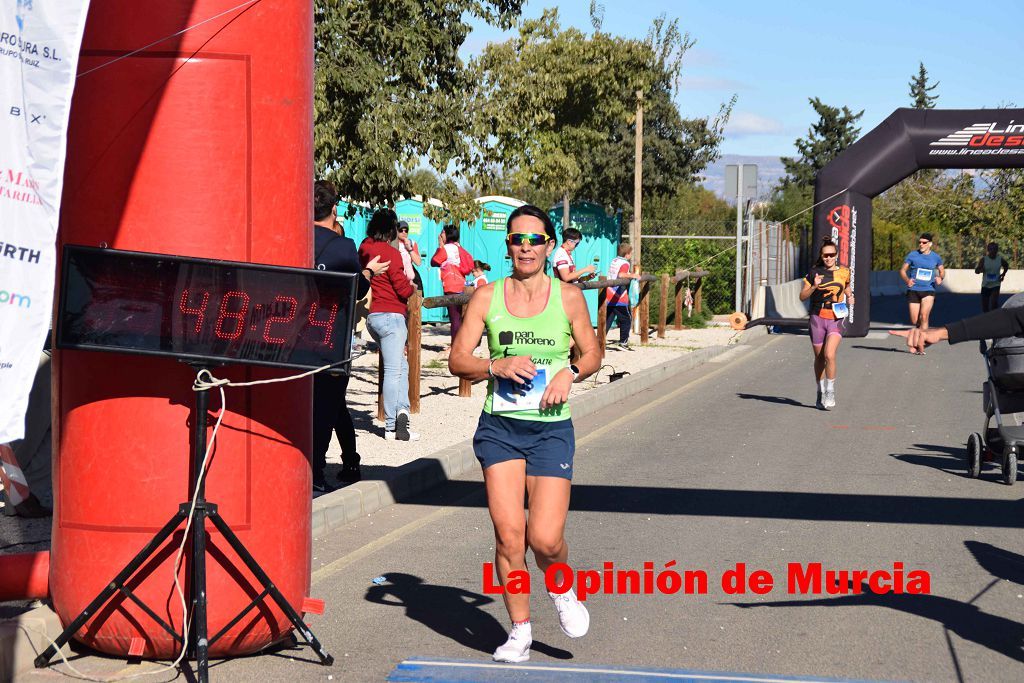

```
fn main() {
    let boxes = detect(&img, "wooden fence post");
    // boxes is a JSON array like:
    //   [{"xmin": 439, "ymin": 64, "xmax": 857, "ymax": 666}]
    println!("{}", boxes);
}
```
[
  {"xmin": 596, "ymin": 276, "xmax": 607, "ymax": 358},
  {"xmin": 695, "ymin": 277, "xmax": 703, "ymax": 315},
  {"xmin": 674, "ymin": 275, "xmax": 683, "ymax": 331},
  {"xmin": 407, "ymin": 291, "xmax": 422, "ymax": 414},
  {"xmin": 639, "ymin": 273, "xmax": 650, "ymax": 344},
  {"xmin": 658, "ymin": 273, "xmax": 669, "ymax": 339},
  {"xmin": 458, "ymin": 300, "xmax": 472, "ymax": 398}
]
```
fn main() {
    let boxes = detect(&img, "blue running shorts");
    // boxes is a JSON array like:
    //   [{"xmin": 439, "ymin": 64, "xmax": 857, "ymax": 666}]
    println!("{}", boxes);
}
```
[{"xmin": 473, "ymin": 412, "xmax": 575, "ymax": 479}]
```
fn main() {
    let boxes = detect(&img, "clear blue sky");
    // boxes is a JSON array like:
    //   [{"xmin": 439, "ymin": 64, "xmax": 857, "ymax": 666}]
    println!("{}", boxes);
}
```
[{"xmin": 463, "ymin": 1, "xmax": 1023, "ymax": 157}]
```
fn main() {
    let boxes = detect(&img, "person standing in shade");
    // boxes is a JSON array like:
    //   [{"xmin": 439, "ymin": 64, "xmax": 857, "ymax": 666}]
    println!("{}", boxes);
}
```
[
  {"xmin": 312, "ymin": 181, "xmax": 389, "ymax": 491},
  {"xmin": 900, "ymin": 232, "xmax": 944, "ymax": 352},
  {"xmin": 975, "ymin": 241, "xmax": 1009, "ymax": 313},
  {"xmin": 360, "ymin": 209, "xmax": 420, "ymax": 441},
  {"xmin": 605, "ymin": 243, "xmax": 640, "ymax": 349},
  {"xmin": 799, "ymin": 239, "xmax": 853, "ymax": 410},
  {"xmin": 551, "ymin": 227, "xmax": 595, "ymax": 283},
  {"xmin": 449, "ymin": 205, "xmax": 600, "ymax": 663}
]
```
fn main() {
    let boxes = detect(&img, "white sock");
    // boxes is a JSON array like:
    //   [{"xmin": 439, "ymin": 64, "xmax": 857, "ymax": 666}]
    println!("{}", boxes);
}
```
[
  {"xmin": 825, "ymin": 378, "xmax": 835, "ymax": 391},
  {"xmin": 511, "ymin": 620, "xmax": 532, "ymax": 636},
  {"xmin": 818, "ymin": 379, "xmax": 826, "ymax": 392}
]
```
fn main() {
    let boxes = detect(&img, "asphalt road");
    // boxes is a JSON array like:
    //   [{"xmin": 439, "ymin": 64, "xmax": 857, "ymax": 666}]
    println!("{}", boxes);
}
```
[{"xmin": 29, "ymin": 295, "xmax": 1024, "ymax": 682}]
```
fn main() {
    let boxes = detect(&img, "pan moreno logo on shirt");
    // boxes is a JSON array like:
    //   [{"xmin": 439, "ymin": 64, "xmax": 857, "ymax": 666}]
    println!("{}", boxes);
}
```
[
  {"xmin": 498, "ymin": 330, "xmax": 556, "ymax": 346},
  {"xmin": 929, "ymin": 120, "xmax": 1024, "ymax": 156}
]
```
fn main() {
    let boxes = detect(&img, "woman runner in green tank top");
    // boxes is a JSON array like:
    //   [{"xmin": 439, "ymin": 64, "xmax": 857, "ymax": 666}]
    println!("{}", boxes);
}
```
[{"xmin": 449, "ymin": 205, "xmax": 601, "ymax": 663}]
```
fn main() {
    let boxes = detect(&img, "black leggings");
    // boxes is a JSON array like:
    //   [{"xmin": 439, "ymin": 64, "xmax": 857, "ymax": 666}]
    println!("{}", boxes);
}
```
[
  {"xmin": 313, "ymin": 372, "xmax": 358, "ymax": 478},
  {"xmin": 606, "ymin": 306, "xmax": 631, "ymax": 343},
  {"xmin": 982, "ymin": 287, "xmax": 1001, "ymax": 313}
]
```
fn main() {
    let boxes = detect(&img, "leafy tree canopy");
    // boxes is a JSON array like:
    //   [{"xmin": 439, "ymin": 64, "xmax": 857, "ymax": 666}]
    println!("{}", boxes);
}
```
[
  {"xmin": 781, "ymin": 98, "xmax": 863, "ymax": 188},
  {"xmin": 468, "ymin": 9, "xmax": 731, "ymax": 214},
  {"xmin": 314, "ymin": 0, "xmax": 524, "ymax": 211}
]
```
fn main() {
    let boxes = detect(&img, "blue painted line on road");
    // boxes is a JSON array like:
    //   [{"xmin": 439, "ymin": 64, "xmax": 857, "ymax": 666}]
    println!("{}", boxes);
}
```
[{"xmin": 387, "ymin": 658, "xmax": 893, "ymax": 683}]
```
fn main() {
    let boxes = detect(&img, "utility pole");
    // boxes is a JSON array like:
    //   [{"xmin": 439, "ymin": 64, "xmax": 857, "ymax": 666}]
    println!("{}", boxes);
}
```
[
  {"xmin": 734, "ymin": 183, "xmax": 743, "ymax": 312},
  {"xmin": 632, "ymin": 90, "xmax": 643, "ymax": 270},
  {"xmin": 563, "ymin": 193, "xmax": 570, "ymax": 235}
]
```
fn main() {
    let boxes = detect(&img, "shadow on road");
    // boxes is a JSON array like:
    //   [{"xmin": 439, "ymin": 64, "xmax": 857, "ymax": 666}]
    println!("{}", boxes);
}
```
[
  {"xmin": 364, "ymin": 572, "xmax": 572, "ymax": 659},
  {"xmin": 736, "ymin": 393, "xmax": 817, "ymax": 409},
  {"xmin": 729, "ymin": 540, "xmax": 1024, "ymax": 665},
  {"xmin": 382, "ymin": 469, "xmax": 1024, "ymax": 529}
]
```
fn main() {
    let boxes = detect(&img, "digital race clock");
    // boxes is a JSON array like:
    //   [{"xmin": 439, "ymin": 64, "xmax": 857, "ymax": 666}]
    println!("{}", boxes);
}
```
[{"xmin": 56, "ymin": 245, "xmax": 358, "ymax": 372}]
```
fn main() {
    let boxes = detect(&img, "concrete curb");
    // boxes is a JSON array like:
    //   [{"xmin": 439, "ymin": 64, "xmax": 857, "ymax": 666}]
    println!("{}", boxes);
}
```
[{"xmin": 311, "ymin": 326, "xmax": 768, "ymax": 538}]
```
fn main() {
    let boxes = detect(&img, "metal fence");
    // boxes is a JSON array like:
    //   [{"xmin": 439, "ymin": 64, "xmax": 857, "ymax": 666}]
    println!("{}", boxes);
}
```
[
  {"xmin": 640, "ymin": 217, "xmax": 799, "ymax": 317},
  {"xmin": 640, "ymin": 219, "xmax": 737, "ymax": 316}
]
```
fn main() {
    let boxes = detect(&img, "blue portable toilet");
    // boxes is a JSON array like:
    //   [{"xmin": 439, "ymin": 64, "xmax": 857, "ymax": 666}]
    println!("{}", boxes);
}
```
[
  {"xmin": 393, "ymin": 196, "xmax": 450, "ymax": 323},
  {"xmin": 549, "ymin": 200, "xmax": 623, "ymax": 325},
  {"xmin": 336, "ymin": 200, "xmax": 372, "ymax": 244}
]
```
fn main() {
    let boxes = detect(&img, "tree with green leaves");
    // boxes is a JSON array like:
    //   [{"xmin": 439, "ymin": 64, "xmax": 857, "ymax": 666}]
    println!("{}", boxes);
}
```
[
  {"xmin": 467, "ymin": 10, "xmax": 730, "ymax": 217},
  {"xmin": 908, "ymin": 62, "xmax": 939, "ymax": 109},
  {"xmin": 314, "ymin": 0, "xmax": 523, "ymax": 214},
  {"xmin": 781, "ymin": 98, "xmax": 864, "ymax": 188}
]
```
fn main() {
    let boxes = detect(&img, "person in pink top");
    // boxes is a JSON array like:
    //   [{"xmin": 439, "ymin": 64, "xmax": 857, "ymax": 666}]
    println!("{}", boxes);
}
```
[{"xmin": 359, "ymin": 209, "xmax": 419, "ymax": 441}]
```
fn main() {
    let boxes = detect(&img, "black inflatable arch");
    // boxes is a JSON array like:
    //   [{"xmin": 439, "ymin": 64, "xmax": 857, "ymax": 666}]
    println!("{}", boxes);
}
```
[{"xmin": 760, "ymin": 107, "xmax": 1024, "ymax": 337}]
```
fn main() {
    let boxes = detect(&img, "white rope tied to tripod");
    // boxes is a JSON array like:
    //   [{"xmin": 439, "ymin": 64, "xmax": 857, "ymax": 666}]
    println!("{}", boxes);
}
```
[{"xmin": 38, "ymin": 357, "xmax": 357, "ymax": 680}]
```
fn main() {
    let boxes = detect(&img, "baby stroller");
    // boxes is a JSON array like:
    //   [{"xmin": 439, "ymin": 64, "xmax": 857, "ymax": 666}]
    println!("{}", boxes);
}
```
[{"xmin": 967, "ymin": 295, "xmax": 1024, "ymax": 485}]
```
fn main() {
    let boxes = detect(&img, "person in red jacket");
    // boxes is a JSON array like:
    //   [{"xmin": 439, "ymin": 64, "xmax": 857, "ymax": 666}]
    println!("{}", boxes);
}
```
[
  {"xmin": 431, "ymin": 224, "xmax": 474, "ymax": 355},
  {"xmin": 359, "ymin": 209, "xmax": 419, "ymax": 441}
]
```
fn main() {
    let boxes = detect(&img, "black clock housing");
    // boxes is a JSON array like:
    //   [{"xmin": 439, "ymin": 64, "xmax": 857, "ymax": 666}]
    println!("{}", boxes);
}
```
[{"xmin": 56, "ymin": 245, "xmax": 358, "ymax": 372}]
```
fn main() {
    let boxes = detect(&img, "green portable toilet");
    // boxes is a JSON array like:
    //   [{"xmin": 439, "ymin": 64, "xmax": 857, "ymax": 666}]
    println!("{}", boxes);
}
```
[{"xmin": 549, "ymin": 200, "xmax": 623, "ymax": 326}]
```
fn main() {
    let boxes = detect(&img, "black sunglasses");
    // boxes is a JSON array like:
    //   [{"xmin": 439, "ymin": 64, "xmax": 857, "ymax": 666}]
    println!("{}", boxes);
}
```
[{"xmin": 822, "ymin": 252, "xmax": 837, "ymax": 258}]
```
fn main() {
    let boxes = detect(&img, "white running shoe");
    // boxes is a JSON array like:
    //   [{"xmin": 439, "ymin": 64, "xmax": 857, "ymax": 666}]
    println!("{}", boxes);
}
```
[
  {"xmin": 549, "ymin": 589, "xmax": 590, "ymax": 638},
  {"xmin": 492, "ymin": 623, "xmax": 532, "ymax": 662},
  {"xmin": 822, "ymin": 389, "xmax": 835, "ymax": 410}
]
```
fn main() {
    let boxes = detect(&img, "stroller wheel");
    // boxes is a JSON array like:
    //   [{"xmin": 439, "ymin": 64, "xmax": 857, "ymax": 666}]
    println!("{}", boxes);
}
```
[
  {"xmin": 1002, "ymin": 448, "xmax": 1018, "ymax": 486},
  {"xmin": 966, "ymin": 433, "xmax": 983, "ymax": 479}
]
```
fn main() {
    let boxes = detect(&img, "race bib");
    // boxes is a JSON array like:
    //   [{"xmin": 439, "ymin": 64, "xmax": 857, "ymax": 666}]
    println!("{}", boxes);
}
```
[
  {"xmin": 986, "ymin": 272, "xmax": 1000, "ymax": 281},
  {"xmin": 832, "ymin": 302, "xmax": 849, "ymax": 319},
  {"xmin": 915, "ymin": 268, "xmax": 933, "ymax": 283},
  {"xmin": 492, "ymin": 368, "xmax": 548, "ymax": 413}
]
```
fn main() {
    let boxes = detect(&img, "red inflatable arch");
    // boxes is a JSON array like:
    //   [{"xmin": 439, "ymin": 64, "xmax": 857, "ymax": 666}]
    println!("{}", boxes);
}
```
[{"xmin": 53, "ymin": 0, "xmax": 314, "ymax": 657}]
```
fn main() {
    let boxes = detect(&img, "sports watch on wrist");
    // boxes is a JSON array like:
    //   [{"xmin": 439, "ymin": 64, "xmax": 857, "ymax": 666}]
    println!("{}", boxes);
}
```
[{"xmin": 568, "ymin": 364, "xmax": 581, "ymax": 381}]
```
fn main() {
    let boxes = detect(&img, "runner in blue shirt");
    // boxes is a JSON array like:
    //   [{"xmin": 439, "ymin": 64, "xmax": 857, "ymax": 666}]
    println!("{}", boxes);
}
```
[{"xmin": 899, "ymin": 232, "xmax": 945, "ymax": 354}]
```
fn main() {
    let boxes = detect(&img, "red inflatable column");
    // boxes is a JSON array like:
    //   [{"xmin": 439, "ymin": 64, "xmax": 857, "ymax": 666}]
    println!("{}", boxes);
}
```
[{"xmin": 52, "ymin": 0, "xmax": 313, "ymax": 657}]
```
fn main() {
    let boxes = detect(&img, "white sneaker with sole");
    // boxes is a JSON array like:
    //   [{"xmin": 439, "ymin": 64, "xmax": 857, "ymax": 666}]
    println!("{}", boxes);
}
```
[
  {"xmin": 822, "ymin": 389, "xmax": 835, "ymax": 410},
  {"xmin": 492, "ymin": 622, "xmax": 532, "ymax": 662},
  {"xmin": 549, "ymin": 589, "xmax": 590, "ymax": 638}
]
